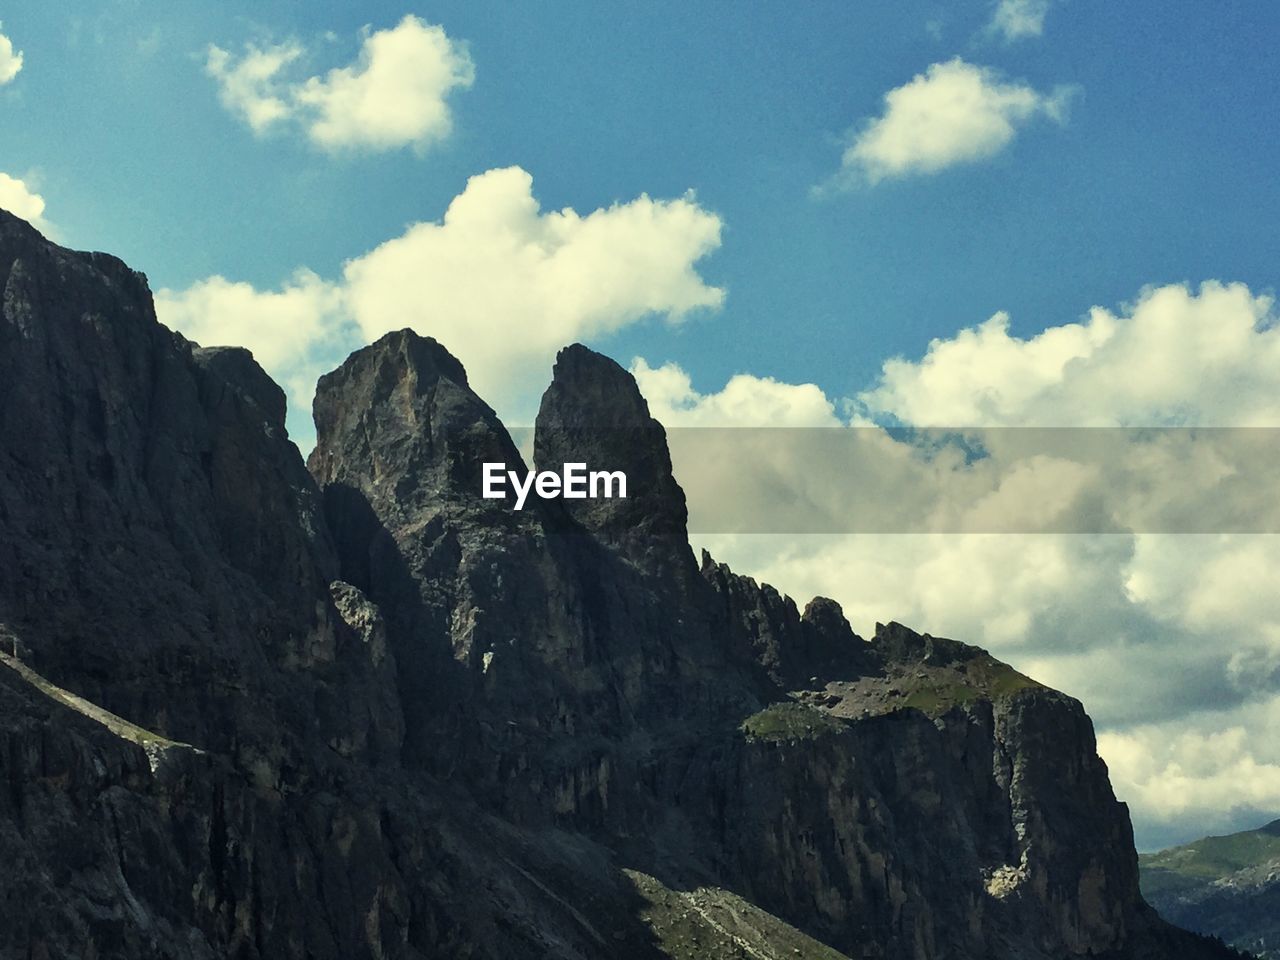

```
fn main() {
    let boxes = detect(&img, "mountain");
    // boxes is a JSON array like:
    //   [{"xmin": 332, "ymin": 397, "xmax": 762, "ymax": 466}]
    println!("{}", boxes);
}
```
[
  {"xmin": 1140, "ymin": 820, "xmax": 1280, "ymax": 957},
  {"xmin": 0, "ymin": 206, "xmax": 1250, "ymax": 959}
]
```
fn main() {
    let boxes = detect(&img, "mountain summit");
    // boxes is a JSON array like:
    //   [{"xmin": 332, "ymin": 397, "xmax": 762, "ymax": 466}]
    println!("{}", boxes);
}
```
[{"xmin": 0, "ymin": 207, "xmax": 1247, "ymax": 958}]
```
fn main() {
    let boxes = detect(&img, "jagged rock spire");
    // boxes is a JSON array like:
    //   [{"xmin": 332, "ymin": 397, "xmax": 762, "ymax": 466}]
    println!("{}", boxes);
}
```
[
  {"xmin": 534, "ymin": 343, "xmax": 692, "ymax": 571},
  {"xmin": 309, "ymin": 329, "xmax": 527, "ymax": 519}
]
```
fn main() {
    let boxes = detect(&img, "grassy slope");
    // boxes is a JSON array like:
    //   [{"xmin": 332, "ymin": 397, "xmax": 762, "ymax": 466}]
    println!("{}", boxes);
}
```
[
  {"xmin": 740, "ymin": 701, "xmax": 845, "ymax": 743},
  {"xmin": 1141, "ymin": 821, "xmax": 1280, "ymax": 897},
  {"xmin": 899, "ymin": 655, "xmax": 1040, "ymax": 715}
]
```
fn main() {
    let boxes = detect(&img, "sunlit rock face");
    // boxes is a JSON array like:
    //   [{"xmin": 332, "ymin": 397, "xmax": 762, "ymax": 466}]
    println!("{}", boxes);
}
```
[{"xmin": 0, "ymin": 207, "xmax": 1242, "ymax": 959}]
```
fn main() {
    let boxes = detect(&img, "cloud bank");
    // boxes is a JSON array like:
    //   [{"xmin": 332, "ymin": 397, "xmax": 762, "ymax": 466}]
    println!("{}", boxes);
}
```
[
  {"xmin": 631, "ymin": 279, "xmax": 1280, "ymax": 848},
  {"xmin": 205, "ymin": 15, "xmax": 474, "ymax": 153},
  {"xmin": 836, "ymin": 58, "xmax": 1072, "ymax": 185},
  {"xmin": 859, "ymin": 282, "xmax": 1280, "ymax": 426}
]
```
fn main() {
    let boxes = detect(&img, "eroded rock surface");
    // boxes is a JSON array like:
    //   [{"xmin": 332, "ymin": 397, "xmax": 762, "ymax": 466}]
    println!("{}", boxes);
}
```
[{"xmin": 0, "ymin": 208, "xmax": 1246, "ymax": 959}]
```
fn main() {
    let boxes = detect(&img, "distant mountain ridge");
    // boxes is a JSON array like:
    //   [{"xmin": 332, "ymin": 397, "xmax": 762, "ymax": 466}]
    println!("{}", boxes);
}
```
[
  {"xmin": 0, "ymin": 205, "xmax": 1248, "ymax": 958},
  {"xmin": 1141, "ymin": 819, "xmax": 1280, "ymax": 958}
]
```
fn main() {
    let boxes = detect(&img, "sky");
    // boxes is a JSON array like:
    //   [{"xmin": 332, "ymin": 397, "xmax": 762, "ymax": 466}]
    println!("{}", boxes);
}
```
[{"xmin": 3, "ymin": 0, "xmax": 1280, "ymax": 851}]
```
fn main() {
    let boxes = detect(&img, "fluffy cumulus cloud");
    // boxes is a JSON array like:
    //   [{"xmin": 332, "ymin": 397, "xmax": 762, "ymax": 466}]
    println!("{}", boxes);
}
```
[
  {"xmin": 836, "ymin": 58, "xmax": 1073, "ymax": 185},
  {"xmin": 0, "ymin": 22, "xmax": 22, "ymax": 85},
  {"xmin": 205, "ymin": 15, "xmax": 474, "ymax": 153},
  {"xmin": 341, "ymin": 167, "xmax": 723, "ymax": 411},
  {"xmin": 205, "ymin": 41, "xmax": 304, "ymax": 133},
  {"xmin": 632, "ymin": 359, "xmax": 841, "ymax": 428},
  {"xmin": 630, "ymin": 278, "xmax": 1280, "ymax": 849},
  {"xmin": 987, "ymin": 0, "xmax": 1055, "ymax": 42},
  {"xmin": 1126, "ymin": 534, "xmax": 1280, "ymax": 644},
  {"xmin": 294, "ymin": 18, "xmax": 473, "ymax": 151},
  {"xmin": 155, "ymin": 166, "xmax": 723, "ymax": 444},
  {"xmin": 0, "ymin": 172, "xmax": 51, "ymax": 232}
]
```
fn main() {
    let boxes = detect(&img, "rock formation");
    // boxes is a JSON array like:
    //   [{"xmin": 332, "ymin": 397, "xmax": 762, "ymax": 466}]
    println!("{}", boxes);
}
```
[{"xmin": 0, "ymin": 207, "xmax": 1250, "ymax": 958}]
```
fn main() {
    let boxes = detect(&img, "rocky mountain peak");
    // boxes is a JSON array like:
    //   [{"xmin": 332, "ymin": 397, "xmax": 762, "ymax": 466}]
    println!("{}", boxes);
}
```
[
  {"xmin": 801, "ymin": 596, "xmax": 855, "ymax": 639},
  {"xmin": 193, "ymin": 345, "xmax": 289, "ymax": 429},
  {"xmin": 874, "ymin": 620, "xmax": 981, "ymax": 668},
  {"xmin": 311, "ymin": 329, "xmax": 476, "ymax": 456},
  {"xmin": 534, "ymin": 342, "xmax": 690, "ymax": 567},
  {"xmin": 368, "ymin": 326, "xmax": 471, "ymax": 393},
  {"xmin": 540, "ymin": 342, "xmax": 650, "ymax": 426},
  {"xmin": 309, "ymin": 328, "xmax": 526, "ymax": 523}
]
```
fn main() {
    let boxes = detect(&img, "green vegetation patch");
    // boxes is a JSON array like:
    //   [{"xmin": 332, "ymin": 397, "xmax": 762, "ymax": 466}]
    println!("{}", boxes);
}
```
[
  {"xmin": 902, "ymin": 685, "xmax": 980, "ymax": 714},
  {"xmin": 898, "ymin": 656, "xmax": 1040, "ymax": 718},
  {"xmin": 740, "ymin": 701, "xmax": 844, "ymax": 743},
  {"xmin": 970, "ymin": 655, "xmax": 1040, "ymax": 697}
]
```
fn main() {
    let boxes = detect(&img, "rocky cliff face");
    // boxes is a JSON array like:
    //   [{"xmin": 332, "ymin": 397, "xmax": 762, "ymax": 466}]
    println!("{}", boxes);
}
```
[{"xmin": 0, "ymin": 208, "xmax": 1246, "ymax": 959}]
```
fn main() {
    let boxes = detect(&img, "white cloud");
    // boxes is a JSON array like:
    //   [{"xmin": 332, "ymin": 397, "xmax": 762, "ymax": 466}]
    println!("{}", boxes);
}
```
[
  {"xmin": 632, "ymin": 359, "xmax": 841, "ymax": 428},
  {"xmin": 860, "ymin": 282, "xmax": 1280, "ymax": 426},
  {"xmin": 342, "ymin": 167, "xmax": 723, "ymax": 413},
  {"xmin": 836, "ymin": 58, "xmax": 1073, "ymax": 185},
  {"xmin": 1123, "ymin": 533, "xmax": 1280, "ymax": 705},
  {"xmin": 205, "ymin": 15, "xmax": 473, "ymax": 153},
  {"xmin": 711, "ymin": 533, "xmax": 1123, "ymax": 647},
  {"xmin": 0, "ymin": 22, "xmax": 22, "ymax": 85},
  {"xmin": 1126, "ymin": 535, "xmax": 1280, "ymax": 639},
  {"xmin": 155, "ymin": 167, "xmax": 723, "ymax": 442},
  {"xmin": 988, "ymin": 0, "xmax": 1054, "ymax": 42},
  {"xmin": 627, "ymin": 362, "xmax": 1122, "ymax": 642},
  {"xmin": 294, "ymin": 17, "xmax": 473, "ymax": 151},
  {"xmin": 0, "ymin": 172, "xmax": 51, "ymax": 232},
  {"xmin": 205, "ymin": 41, "xmax": 304, "ymax": 133},
  {"xmin": 634, "ymin": 361, "xmax": 1280, "ymax": 542}
]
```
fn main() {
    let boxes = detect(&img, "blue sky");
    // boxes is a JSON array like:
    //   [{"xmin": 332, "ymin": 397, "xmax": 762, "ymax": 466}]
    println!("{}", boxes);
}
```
[
  {"xmin": 5, "ymin": 1, "xmax": 1280, "ymax": 850},
  {"xmin": 5, "ymin": 0, "xmax": 1278, "ymax": 415}
]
